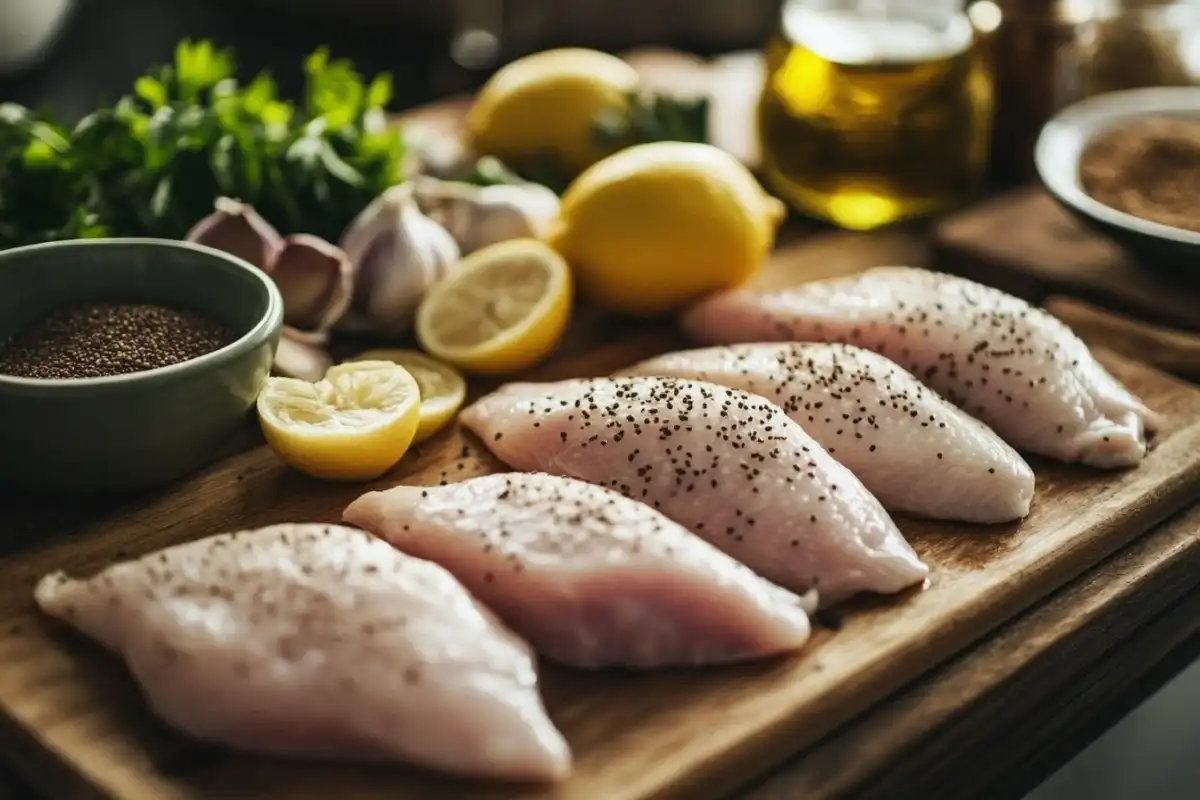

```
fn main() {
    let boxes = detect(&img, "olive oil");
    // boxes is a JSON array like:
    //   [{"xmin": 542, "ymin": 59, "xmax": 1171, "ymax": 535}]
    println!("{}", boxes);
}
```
[{"xmin": 758, "ymin": 1, "xmax": 994, "ymax": 230}]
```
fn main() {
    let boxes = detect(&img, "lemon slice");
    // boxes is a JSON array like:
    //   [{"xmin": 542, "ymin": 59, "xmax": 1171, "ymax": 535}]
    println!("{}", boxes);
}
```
[
  {"xmin": 344, "ymin": 349, "xmax": 467, "ymax": 443},
  {"xmin": 257, "ymin": 360, "xmax": 421, "ymax": 481},
  {"xmin": 415, "ymin": 238, "xmax": 573, "ymax": 375}
]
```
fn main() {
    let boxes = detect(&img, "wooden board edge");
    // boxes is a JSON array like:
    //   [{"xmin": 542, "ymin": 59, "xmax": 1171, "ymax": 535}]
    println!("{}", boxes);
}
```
[
  {"xmin": 929, "ymin": 198, "xmax": 1200, "ymax": 334},
  {"xmin": 873, "ymin": 589, "xmax": 1200, "ymax": 800},
  {"xmin": 741, "ymin": 502, "xmax": 1200, "ymax": 798},
  {"xmin": 0, "ymin": 712, "xmax": 104, "ymax": 800}
]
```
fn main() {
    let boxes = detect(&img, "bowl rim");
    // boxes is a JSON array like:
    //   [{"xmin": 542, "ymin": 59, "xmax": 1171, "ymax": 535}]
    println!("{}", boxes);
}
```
[
  {"xmin": 1035, "ymin": 86, "xmax": 1200, "ymax": 249},
  {"xmin": 0, "ymin": 237, "xmax": 284, "ymax": 391}
]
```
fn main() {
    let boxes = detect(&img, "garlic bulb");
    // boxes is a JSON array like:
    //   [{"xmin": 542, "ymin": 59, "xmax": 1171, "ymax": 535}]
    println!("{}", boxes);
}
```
[
  {"xmin": 269, "ymin": 235, "xmax": 356, "ymax": 333},
  {"xmin": 412, "ymin": 176, "xmax": 562, "ymax": 255},
  {"xmin": 338, "ymin": 184, "xmax": 461, "ymax": 336},
  {"xmin": 185, "ymin": 197, "xmax": 284, "ymax": 271}
]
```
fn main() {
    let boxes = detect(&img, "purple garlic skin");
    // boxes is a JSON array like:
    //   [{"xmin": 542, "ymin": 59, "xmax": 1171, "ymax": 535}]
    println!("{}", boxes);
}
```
[
  {"xmin": 338, "ymin": 184, "xmax": 460, "ymax": 337},
  {"xmin": 185, "ymin": 197, "xmax": 284, "ymax": 272},
  {"xmin": 188, "ymin": 198, "xmax": 351, "ymax": 368},
  {"xmin": 273, "ymin": 325, "xmax": 334, "ymax": 382},
  {"xmin": 268, "ymin": 234, "xmax": 356, "ymax": 333}
]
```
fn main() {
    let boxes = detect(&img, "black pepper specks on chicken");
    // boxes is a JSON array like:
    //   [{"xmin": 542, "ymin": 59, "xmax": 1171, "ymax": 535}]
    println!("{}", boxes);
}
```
[
  {"xmin": 345, "ymin": 472, "xmax": 818, "ymax": 668},
  {"xmin": 459, "ymin": 376, "xmax": 928, "ymax": 604},
  {"xmin": 619, "ymin": 342, "xmax": 1035, "ymax": 523},
  {"xmin": 680, "ymin": 266, "xmax": 1159, "ymax": 469}
]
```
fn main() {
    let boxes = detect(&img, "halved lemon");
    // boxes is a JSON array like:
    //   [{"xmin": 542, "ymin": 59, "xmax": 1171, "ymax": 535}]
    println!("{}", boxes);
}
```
[
  {"xmin": 415, "ymin": 238, "xmax": 573, "ymax": 375},
  {"xmin": 344, "ymin": 349, "xmax": 467, "ymax": 443},
  {"xmin": 256, "ymin": 360, "xmax": 421, "ymax": 481}
]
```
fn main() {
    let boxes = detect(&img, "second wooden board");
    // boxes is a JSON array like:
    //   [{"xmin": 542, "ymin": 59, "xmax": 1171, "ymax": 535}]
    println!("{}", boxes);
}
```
[
  {"xmin": 1, "ymin": 257, "xmax": 1200, "ymax": 799},
  {"xmin": 933, "ymin": 188, "xmax": 1200, "ymax": 331}
]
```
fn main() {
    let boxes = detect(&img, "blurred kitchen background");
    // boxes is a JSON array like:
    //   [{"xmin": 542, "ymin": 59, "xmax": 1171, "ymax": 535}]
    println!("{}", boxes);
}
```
[
  {"xmin": 9, "ymin": 0, "xmax": 1200, "ymax": 123},
  {"xmin": 0, "ymin": 0, "xmax": 783, "ymax": 119},
  {"xmin": 8, "ymin": 0, "xmax": 1200, "ymax": 191},
  {"xmin": 1, "ymin": 0, "xmax": 1198, "ymax": 797}
]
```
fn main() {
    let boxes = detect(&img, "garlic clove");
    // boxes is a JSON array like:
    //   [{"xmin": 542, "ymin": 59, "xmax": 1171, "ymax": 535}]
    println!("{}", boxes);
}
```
[
  {"xmin": 268, "ymin": 234, "xmax": 356, "ymax": 333},
  {"xmin": 405, "ymin": 130, "xmax": 476, "ymax": 182},
  {"xmin": 186, "ymin": 197, "xmax": 284, "ymax": 272},
  {"xmin": 278, "ymin": 325, "xmax": 329, "ymax": 347},
  {"xmin": 273, "ymin": 325, "xmax": 333, "ymax": 382},
  {"xmin": 479, "ymin": 182, "xmax": 562, "ymax": 240},
  {"xmin": 339, "ymin": 184, "xmax": 415, "ymax": 272},
  {"xmin": 410, "ymin": 178, "xmax": 478, "ymax": 249},
  {"xmin": 411, "ymin": 177, "xmax": 562, "ymax": 255},
  {"xmin": 365, "ymin": 206, "xmax": 453, "ymax": 327},
  {"xmin": 338, "ymin": 184, "xmax": 461, "ymax": 336}
]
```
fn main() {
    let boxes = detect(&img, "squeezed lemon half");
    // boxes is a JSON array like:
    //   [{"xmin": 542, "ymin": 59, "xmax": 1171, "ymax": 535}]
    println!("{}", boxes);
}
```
[
  {"xmin": 257, "ymin": 360, "xmax": 422, "ymax": 481},
  {"xmin": 344, "ymin": 349, "xmax": 467, "ymax": 443},
  {"xmin": 415, "ymin": 238, "xmax": 573, "ymax": 375}
]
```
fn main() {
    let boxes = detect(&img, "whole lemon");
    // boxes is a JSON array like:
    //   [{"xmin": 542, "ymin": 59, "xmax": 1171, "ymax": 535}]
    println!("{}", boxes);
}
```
[
  {"xmin": 465, "ymin": 48, "xmax": 640, "ymax": 178},
  {"xmin": 545, "ymin": 142, "xmax": 787, "ymax": 317}
]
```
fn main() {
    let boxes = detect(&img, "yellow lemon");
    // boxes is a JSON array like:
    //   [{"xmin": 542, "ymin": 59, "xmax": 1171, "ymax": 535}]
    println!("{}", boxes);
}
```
[
  {"xmin": 344, "ymin": 349, "xmax": 467, "ymax": 443},
  {"xmin": 257, "ymin": 360, "xmax": 421, "ymax": 481},
  {"xmin": 465, "ymin": 48, "xmax": 640, "ymax": 177},
  {"xmin": 415, "ymin": 238, "xmax": 572, "ymax": 375},
  {"xmin": 546, "ymin": 141, "xmax": 787, "ymax": 317}
]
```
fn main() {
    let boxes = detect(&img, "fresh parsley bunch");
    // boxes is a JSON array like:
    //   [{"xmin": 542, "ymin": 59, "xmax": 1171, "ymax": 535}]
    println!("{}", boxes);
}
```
[{"xmin": 0, "ymin": 39, "xmax": 406, "ymax": 249}]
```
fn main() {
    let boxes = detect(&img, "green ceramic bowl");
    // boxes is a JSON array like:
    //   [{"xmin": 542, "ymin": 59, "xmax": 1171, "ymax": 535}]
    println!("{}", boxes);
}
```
[{"xmin": 0, "ymin": 238, "xmax": 283, "ymax": 496}]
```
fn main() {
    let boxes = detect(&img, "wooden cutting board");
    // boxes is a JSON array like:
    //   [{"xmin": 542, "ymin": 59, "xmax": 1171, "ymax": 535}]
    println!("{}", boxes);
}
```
[{"xmin": 2, "ymin": 244, "xmax": 1200, "ymax": 800}]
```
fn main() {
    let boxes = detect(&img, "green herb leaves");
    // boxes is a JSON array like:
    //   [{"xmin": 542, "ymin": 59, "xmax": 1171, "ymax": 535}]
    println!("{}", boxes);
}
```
[
  {"xmin": 0, "ymin": 103, "xmax": 106, "ymax": 248},
  {"xmin": 0, "ymin": 39, "xmax": 406, "ymax": 250},
  {"xmin": 592, "ymin": 91, "xmax": 710, "ymax": 151},
  {"xmin": 447, "ymin": 92, "xmax": 711, "ymax": 197}
]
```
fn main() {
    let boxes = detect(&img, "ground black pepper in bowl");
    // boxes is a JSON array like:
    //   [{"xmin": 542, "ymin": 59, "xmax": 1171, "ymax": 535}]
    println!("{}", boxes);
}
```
[{"xmin": 0, "ymin": 302, "xmax": 234, "ymax": 380}]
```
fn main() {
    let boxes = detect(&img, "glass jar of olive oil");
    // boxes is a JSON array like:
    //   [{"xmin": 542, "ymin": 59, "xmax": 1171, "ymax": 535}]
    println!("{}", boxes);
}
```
[{"xmin": 758, "ymin": 0, "xmax": 995, "ymax": 230}]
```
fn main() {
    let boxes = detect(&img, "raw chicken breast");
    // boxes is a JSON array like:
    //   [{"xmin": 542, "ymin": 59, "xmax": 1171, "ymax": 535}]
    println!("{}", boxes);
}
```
[
  {"xmin": 459, "ymin": 377, "xmax": 928, "ymax": 604},
  {"xmin": 34, "ymin": 524, "xmax": 571, "ymax": 782},
  {"xmin": 619, "ymin": 343, "xmax": 1035, "ymax": 523},
  {"xmin": 344, "ymin": 473, "xmax": 816, "ymax": 669},
  {"xmin": 681, "ymin": 267, "xmax": 1159, "ymax": 469}
]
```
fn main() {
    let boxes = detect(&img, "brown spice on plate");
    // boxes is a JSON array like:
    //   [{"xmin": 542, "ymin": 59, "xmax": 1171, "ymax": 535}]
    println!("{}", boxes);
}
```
[
  {"xmin": 1079, "ymin": 116, "xmax": 1200, "ymax": 233},
  {"xmin": 0, "ymin": 302, "xmax": 233, "ymax": 380}
]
